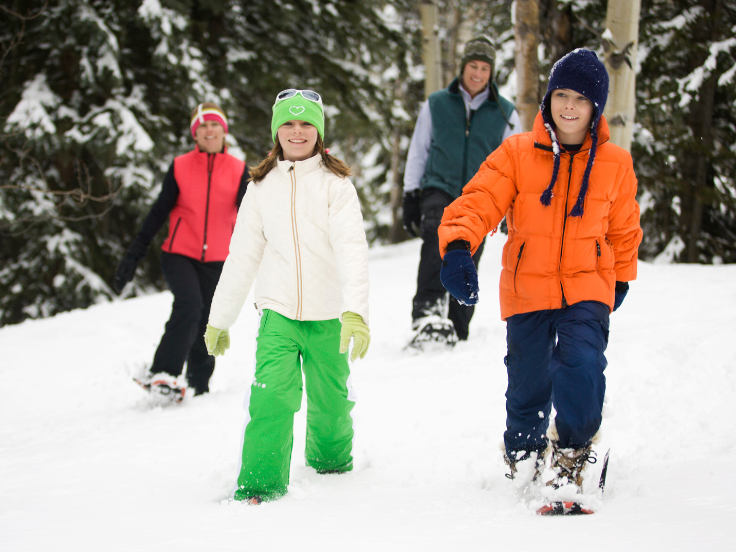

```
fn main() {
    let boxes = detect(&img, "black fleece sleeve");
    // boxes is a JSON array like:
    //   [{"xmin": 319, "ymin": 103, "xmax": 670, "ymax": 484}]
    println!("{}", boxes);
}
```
[
  {"xmin": 130, "ymin": 163, "xmax": 179, "ymax": 255},
  {"xmin": 236, "ymin": 164, "xmax": 250, "ymax": 208}
]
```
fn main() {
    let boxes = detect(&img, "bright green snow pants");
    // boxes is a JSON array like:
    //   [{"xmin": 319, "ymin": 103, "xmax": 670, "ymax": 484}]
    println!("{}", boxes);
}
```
[{"xmin": 234, "ymin": 310, "xmax": 355, "ymax": 501}]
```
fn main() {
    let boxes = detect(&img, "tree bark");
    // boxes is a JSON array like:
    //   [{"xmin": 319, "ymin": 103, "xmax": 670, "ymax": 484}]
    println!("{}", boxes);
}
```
[
  {"xmin": 539, "ymin": 0, "xmax": 572, "ymax": 67},
  {"xmin": 602, "ymin": 0, "xmax": 641, "ymax": 151},
  {"xmin": 420, "ymin": 0, "xmax": 443, "ymax": 98},
  {"xmin": 514, "ymin": 0, "xmax": 540, "ymax": 132},
  {"xmin": 683, "ymin": 0, "xmax": 721, "ymax": 262},
  {"xmin": 389, "ymin": 127, "xmax": 404, "ymax": 243}
]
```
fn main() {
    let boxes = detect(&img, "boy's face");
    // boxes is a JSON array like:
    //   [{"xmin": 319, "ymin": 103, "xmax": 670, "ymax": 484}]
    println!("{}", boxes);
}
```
[
  {"xmin": 195, "ymin": 120, "xmax": 225, "ymax": 153},
  {"xmin": 550, "ymin": 88, "xmax": 594, "ymax": 144}
]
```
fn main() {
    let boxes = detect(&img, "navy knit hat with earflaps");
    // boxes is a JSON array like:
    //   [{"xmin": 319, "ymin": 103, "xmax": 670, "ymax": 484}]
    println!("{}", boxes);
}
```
[{"xmin": 539, "ymin": 49, "xmax": 609, "ymax": 217}]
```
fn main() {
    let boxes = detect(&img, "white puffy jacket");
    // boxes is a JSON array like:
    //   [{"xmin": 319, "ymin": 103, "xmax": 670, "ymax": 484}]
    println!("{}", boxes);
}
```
[{"xmin": 208, "ymin": 154, "xmax": 370, "ymax": 329}]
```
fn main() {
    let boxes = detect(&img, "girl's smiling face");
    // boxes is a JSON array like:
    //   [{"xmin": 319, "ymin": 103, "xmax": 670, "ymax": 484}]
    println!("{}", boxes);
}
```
[
  {"xmin": 550, "ymin": 88, "xmax": 594, "ymax": 144},
  {"xmin": 278, "ymin": 120, "xmax": 318, "ymax": 162}
]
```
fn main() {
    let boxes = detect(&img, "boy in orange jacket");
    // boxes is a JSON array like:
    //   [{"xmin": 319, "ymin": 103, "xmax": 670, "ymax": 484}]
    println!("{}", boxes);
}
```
[{"xmin": 438, "ymin": 49, "xmax": 642, "ymax": 507}]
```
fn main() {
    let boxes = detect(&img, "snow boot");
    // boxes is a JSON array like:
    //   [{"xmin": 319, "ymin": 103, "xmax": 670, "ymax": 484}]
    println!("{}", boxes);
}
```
[
  {"xmin": 186, "ymin": 378, "xmax": 209, "ymax": 397},
  {"xmin": 503, "ymin": 445, "xmax": 546, "ymax": 489},
  {"xmin": 544, "ymin": 440, "xmax": 597, "ymax": 491}
]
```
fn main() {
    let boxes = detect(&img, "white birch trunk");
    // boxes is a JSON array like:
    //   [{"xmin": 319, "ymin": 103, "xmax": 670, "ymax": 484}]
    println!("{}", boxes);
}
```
[
  {"xmin": 420, "ymin": 0, "xmax": 443, "ymax": 98},
  {"xmin": 602, "ymin": 0, "xmax": 642, "ymax": 152}
]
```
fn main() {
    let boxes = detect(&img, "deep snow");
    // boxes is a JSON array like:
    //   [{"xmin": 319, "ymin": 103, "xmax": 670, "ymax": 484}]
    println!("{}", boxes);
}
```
[{"xmin": 1, "ymin": 237, "xmax": 735, "ymax": 551}]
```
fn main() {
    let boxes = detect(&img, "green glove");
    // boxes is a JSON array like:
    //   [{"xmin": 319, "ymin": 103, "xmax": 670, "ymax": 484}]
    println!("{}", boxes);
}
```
[
  {"xmin": 339, "ymin": 312, "xmax": 370, "ymax": 362},
  {"xmin": 204, "ymin": 324, "xmax": 230, "ymax": 357}
]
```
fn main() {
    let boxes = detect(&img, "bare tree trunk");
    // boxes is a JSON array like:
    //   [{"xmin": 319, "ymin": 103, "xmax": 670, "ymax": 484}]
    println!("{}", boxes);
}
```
[
  {"xmin": 539, "ymin": 0, "xmax": 572, "ymax": 67},
  {"xmin": 685, "ymin": 63, "xmax": 716, "ymax": 263},
  {"xmin": 389, "ymin": 128, "xmax": 404, "ymax": 243},
  {"xmin": 389, "ymin": 76, "xmax": 407, "ymax": 244},
  {"xmin": 440, "ymin": 2, "xmax": 477, "ymax": 87},
  {"xmin": 444, "ymin": 3, "xmax": 461, "ymax": 86},
  {"xmin": 420, "ymin": 0, "xmax": 443, "ymax": 98},
  {"xmin": 515, "ymin": 0, "xmax": 540, "ymax": 132},
  {"xmin": 683, "ymin": 0, "xmax": 722, "ymax": 262},
  {"xmin": 602, "ymin": 0, "xmax": 641, "ymax": 151}
]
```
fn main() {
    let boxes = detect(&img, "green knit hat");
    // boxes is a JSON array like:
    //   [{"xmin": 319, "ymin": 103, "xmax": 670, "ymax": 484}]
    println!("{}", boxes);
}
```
[
  {"xmin": 271, "ymin": 93, "xmax": 325, "ymax": 143},
  {"xmin": 459, "ymin": 36, "xmax": 496, "ymax": 79}
]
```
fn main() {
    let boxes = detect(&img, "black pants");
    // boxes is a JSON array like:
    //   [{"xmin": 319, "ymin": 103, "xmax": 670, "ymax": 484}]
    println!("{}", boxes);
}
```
[
  {"xmin": 151, "ymin": 252, "xmax": 223, "ymax": 394},
  {"xmin": 411, "ymin": 189, "xmax": 484, "ymax": 341}
]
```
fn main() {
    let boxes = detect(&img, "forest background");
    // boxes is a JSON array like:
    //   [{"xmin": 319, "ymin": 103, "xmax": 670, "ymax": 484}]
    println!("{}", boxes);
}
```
[{"xmin": 1, "ymin": 0, "xmax": 734, "ymax": 327}]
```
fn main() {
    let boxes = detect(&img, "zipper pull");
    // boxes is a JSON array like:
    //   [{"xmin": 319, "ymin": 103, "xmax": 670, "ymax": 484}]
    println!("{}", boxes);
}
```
[{"xmin": 596, "ymin": 241, "xmax": 601, "ymax": 257}]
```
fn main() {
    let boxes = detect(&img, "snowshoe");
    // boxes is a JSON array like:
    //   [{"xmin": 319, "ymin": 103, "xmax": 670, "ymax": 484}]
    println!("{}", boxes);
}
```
[
  {"xmin": 407, "ymin": 318, "xmax": 457, "ymax": 350},
  {"xmin": 133, "ymin": 372, "xmax": 186, "ymax": 404},
  {"xmin": 537, "ymin": 501, "xmax": 594, "ymax": 516},
  {"xmin": 535, "ymin": 441, "xmax": 610, "ymax": 515}
]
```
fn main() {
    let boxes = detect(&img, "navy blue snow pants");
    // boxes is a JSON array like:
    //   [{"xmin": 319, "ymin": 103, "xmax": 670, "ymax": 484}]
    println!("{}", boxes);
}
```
[{"xmin": 503, "ymin": 301, "xmax": 610, "ymax": 461}]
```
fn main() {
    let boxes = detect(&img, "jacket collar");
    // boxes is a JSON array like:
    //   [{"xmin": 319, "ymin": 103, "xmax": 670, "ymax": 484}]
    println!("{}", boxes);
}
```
[
  {"xmin": 448, "ymin": 76, "xmax": 499, "ymax": 107},
  {"xmin": 276, "ymin": 153, "xmax": 322, "ymax": 177},
  {"xmin": 194, "ymin": 144, "xmax": 228, "ymax": 156}
]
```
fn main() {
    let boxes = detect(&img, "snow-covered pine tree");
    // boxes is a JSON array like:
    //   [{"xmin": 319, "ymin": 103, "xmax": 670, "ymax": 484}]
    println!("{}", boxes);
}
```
[
  {"xmin": 1, "ymin": 0, "xmax": 168, "ymax": 324},
  {"xmin": 0, "ymin": 0, "xmax": 417, "ymax": 325},
  {"xmin": 634, "ymin": 0, "xmax": 736, "ymax": 263}
]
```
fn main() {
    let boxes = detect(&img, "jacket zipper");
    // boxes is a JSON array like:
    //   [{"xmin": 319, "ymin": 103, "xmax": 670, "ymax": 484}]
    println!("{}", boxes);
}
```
[
  {"xmin": 289, "ymin": 166, "xmax": 303, "ymax": 320},
  {"xmin": 558, "ymin": 151, "xmax": 576, "ymax": 308},
  {"xmin": 462, "ymin": 109, "xmax": 475, "ymax": 186},
  {"xmin": 168, "ymin": 217, "xmax": 182, "ymax": 251},
  {"xmin": 514, "ymin": 242, "xmax": 525, "ymax": 293},
  {"xmin": 597, "ymin": 239, "xmax": 614, "ymax": 290},
  {"xmin": 201, "ymin": 153, "xmax": 215, "ymax": 262}
]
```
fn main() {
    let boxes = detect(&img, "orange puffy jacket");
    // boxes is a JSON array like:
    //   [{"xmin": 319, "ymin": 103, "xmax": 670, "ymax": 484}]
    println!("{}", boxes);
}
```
[{"xmin": 438, "ymin": 112, "xmax": 643, "ymax": 320}]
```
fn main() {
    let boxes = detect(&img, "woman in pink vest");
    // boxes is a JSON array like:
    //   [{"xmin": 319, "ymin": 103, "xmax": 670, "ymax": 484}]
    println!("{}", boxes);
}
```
[{"xmin": 114, "ymin": 103, "xmax": 248, "ymax": 401}]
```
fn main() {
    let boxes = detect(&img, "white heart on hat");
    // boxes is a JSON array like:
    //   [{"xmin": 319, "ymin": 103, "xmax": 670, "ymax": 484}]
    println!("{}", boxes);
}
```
[{"xmin": 289, "ymin": 106, "xmax": 305, "ymax": 115}]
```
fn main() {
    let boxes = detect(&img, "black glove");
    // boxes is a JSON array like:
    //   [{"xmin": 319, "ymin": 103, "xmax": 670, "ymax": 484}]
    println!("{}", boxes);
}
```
[
  {"xmin": 402, "ymin": 189, "xmax": 421, "ymax": 238},
  {"xmin": 114, "ymin": 239, "xmax": 147, "ymax": 294},
  {"xmin": 613, "ymin": 281, "xmax": 629, "ymax": 312}
]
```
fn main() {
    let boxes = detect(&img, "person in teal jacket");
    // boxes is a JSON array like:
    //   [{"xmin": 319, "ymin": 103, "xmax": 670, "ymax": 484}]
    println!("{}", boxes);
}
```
[{"xmin": 402, "ymin": 36, "xmax": 520, "ymax": 347}]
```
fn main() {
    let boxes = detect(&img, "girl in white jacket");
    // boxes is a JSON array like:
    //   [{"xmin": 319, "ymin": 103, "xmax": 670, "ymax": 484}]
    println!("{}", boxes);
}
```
[{"xmin": 205, "ymin": 89, "xmax": 370, "ymax": 504}]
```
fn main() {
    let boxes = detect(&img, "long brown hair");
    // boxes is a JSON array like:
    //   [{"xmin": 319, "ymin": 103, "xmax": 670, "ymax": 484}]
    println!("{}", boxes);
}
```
[{"xmin": 249, "ymin": 135, "xmax": 352, "ymax": 182}]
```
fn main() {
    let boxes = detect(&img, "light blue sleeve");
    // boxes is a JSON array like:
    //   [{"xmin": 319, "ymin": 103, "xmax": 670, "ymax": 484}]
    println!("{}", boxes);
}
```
[
  {"xmin": 403, "ymin": 101, "xmax": 432, "ymax": 194},
  {"xmin": 502, "ymin": 110, "xmax": 523, "ymax": 141}
]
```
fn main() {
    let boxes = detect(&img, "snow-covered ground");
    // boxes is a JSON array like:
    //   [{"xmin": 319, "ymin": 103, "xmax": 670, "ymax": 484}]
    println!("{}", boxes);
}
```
[{"xmin": 2, "ymin": 238, "xmax": 735, "ymax": 551}]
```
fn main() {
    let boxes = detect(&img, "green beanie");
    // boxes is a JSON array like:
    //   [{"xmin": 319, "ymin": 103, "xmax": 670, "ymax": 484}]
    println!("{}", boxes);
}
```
[
  {"xmin": 271, "ymin": 94, "xmax": 325, "ymax": 143},
  {"xmin": 459, "ymin": 36, "xmax": 496, "ymax": 79}
]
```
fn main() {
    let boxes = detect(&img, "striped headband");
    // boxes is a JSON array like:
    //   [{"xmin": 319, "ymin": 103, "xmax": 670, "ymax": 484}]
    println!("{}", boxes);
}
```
[{"xmin": 190, "ymin": 104, "xmax": 229, "ymax": 138}]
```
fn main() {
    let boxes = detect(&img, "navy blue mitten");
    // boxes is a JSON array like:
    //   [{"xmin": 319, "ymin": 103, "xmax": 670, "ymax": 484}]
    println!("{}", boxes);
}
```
[
  {"xmin": 613, "ymin": 281, "xmax": 629, "ymax": 312},
  {"xmin": 440, "ymin": 248, "xmax": 479, "ymax": 306}
]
